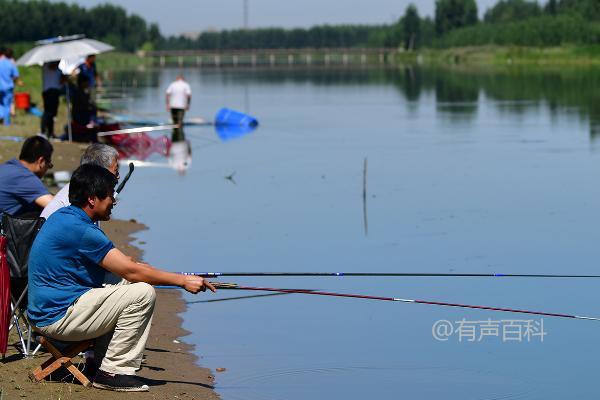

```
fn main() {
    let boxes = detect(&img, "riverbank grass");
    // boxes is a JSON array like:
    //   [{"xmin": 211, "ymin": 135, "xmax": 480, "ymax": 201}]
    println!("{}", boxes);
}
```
[{"xmin": 409, "ymin": 45, "xmax": 600, "ymax": 66}]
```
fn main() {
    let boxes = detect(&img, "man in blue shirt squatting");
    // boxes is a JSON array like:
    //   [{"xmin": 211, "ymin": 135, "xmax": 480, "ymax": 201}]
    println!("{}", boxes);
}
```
[{"xmin": 27, "ymin": 164, "xmax": 216, "ymax": 392}]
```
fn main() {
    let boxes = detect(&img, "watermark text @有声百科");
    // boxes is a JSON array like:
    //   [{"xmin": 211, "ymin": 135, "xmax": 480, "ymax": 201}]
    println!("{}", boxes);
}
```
[{"xmin": 432, "ymin": 318, "xmax": 547, "ymax": 343}]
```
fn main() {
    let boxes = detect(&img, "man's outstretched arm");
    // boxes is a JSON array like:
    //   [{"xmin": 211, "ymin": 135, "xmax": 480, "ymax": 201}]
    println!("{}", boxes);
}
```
[
  {"xmin": 35, "ymin": 194, "xmax": 54, "ymax": 208},
  {"xmin": 100, "ymin": 248, "xmax": 216, "ymax": 294}
]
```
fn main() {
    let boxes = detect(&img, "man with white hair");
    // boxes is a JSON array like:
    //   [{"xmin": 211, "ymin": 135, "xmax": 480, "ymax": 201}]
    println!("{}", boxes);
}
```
[{"xmin": 41, "ymin": 143, "xmax": 119, "ymax": 220}]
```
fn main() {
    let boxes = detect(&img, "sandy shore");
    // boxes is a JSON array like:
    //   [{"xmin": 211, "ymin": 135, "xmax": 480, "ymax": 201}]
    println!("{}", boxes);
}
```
[{"xmin": 0, "ymin": 136, "xmax": 220, "ymax": 399}]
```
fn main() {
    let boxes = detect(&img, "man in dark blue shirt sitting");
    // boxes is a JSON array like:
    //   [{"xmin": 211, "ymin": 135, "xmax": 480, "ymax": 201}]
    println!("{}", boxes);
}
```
[
  {"xmin": 0, "ymin": 136, "xmax": 54, "ymax": 217},
  {"xmin": 28, "ymin": 164, "xmax": 216, "ymax": 392}
]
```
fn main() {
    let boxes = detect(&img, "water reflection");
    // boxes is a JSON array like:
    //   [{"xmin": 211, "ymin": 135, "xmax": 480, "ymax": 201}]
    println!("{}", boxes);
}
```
[
  {"xmin": 114, "ymin": 133, "xmax": 171, "ymax": 161},
  {"xmin": 214, "ymin": 124, "xmax": 257, "ymax": 142},
  {"xmin": 110, "ymin": 66, "xmax": 600, "ymax": 139},
  {"xmin": 113, "ymin": 120, "xmax": 255, "ymax": 175},
  {"xmin": 168, "ymin": 139, "xmax": 192, "ymax": 175},
  {"xmin": 434, "ymin": 75, "xmax": 479, "ymax": 121},
  {"xmin": 172, "ymin": 125, "xmax": 185, "ymax": 142},
  {"xmin": 401, "ymin": 67, "xmax": 422, "ymax": 103},
  {"xmin": 107, "ymin": 64, "xmax": 600, "ymax": 400},
  {"xmin": 114, "ymin": 133, "xmax": 170, "ymax": 161}
]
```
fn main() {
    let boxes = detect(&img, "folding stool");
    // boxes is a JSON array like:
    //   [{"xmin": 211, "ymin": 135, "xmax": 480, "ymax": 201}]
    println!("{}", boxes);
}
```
[{"xmin": 29, "ymin": 335, "xmax": 94, "ymax": 387}]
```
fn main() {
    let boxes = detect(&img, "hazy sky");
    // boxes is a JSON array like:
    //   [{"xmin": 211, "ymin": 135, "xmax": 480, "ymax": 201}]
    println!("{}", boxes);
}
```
[{"xmin": 54, "ymin": 0, "xmax": 518, "ymax": 35}]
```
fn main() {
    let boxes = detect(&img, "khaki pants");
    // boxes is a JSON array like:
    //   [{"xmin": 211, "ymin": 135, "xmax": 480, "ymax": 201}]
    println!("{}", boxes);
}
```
[{"xmin": 37, "ymin": 281, "xmax": 156, "ymax": 375}]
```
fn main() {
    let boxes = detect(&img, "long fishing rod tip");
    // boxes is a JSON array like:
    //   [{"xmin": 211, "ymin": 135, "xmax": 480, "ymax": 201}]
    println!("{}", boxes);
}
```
[
  {"xmin": 393, "ymin": 298, "xmax": 415, "ymax": 303},
  {"xmin": 575, "ymin": 316, "xmax": 600, "ymax": 321}
]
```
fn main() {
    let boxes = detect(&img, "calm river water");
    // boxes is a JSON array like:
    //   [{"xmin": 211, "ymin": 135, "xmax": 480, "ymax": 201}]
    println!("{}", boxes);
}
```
[{"xmin": 113, "ymin": 66, "xmax": 600, "ymax": 399}]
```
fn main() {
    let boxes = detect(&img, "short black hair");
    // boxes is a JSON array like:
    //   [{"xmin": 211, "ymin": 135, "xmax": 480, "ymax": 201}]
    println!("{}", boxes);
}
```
[
  {"xmin": 19, "ymin": 136, "xmax": 53, "ymax": 163},
  {"xmin": 69, "ymin": 164, "xmax": 118, "ymax": 207}
]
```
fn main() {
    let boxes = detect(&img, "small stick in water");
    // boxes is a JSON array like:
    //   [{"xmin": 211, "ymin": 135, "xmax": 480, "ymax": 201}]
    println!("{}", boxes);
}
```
[{"xmin": 363, "ymin": 157, "xmax": 368, "ymax": 236}]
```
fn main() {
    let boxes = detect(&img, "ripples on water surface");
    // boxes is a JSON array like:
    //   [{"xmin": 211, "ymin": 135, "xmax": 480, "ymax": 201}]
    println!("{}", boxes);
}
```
[{"xmin": 114, "ymin": 66, "xmax": 600, "ymax": 399}]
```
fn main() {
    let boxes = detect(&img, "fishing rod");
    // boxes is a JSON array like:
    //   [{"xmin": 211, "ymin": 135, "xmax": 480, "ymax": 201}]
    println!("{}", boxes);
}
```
[
  {"xmin": 205, "ymin": 282, "xmax": 600, "ymax": 322},
  {"xmin": 97, "ymin": 124, "xmax": 179, "ymax": 137},
  {"xmin": 156, "ymin": 282, "xmax": 315, "ymax": 292},
  {"xmin": 181, "ymin": 271, "xmax": 600, "ymax": 279}
]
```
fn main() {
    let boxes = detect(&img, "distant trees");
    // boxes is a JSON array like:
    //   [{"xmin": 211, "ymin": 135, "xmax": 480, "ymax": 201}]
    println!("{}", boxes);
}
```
[
  {"xmin": 402, "ymin": 5, "xmax": 421, "ymax": 50},
  {"xmin": 436, "ymin": 14, "xmax": 597, "ymax": 47},
  {"xmin": 544, "ymin": 0, "xmax": 558, "ymax": 16},
  {"xmin": 436, "ymin": 0, "xmax": 600, "ymax": 48},
  {"xmin": 556, "ymin": 0, "xmax": 600, "ymax": 20},
  {"xmin": 162, "ymin": 25, "xmax": 392, "ymax": 51},
  {"xmin": 98, "ymin": 0, "xmax": 600, "ymax": 51},
  {"xmin": 0, "ymin": 0, "xmax": 159, "ymax": 52},
  {"xmin": 434, "ymin": 0, "xmax": 478, "ymax": 36},
  {"xmin": 0, "ymin": 0, "xmax": 598, "ymax": 54},
  {"xmin": 484, "ymin": 0, "xmax": 542, "ymax": 23}
]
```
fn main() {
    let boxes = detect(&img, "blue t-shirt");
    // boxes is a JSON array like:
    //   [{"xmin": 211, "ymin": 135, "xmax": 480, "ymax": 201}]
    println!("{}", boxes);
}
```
[
  {"xmin": 27, "ymin": 206, "xmax": 114, "ymax": 327},
  {"xmin": 0, "ymin": 58, "xmax": 18, "ymax": 91},
  {"xmin": 0, "ymin": 159, "xmax": 50, "ymax": 216}
]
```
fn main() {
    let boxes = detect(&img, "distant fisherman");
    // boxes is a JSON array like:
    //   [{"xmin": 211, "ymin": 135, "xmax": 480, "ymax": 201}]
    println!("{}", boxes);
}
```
[{"xmin": 165, "ymin": 75, "xmax": 191, "ymax": 141}]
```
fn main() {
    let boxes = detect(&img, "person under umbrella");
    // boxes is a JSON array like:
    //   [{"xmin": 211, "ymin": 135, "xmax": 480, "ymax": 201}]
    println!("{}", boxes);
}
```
[{"xmin": 41, "ymin": 61, "xmax": 65, "ymax": 138}]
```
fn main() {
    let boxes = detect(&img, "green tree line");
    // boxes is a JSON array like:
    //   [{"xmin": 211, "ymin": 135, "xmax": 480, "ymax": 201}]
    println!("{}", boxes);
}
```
[
  {"xmin": 157, "ymin": 25, "xmax": 391, "ymax": 50},
  {"xmin": 436, "ymin": 0, "xmax": 600, "ymax": 47},
  {"xmin": 0, "ymin": 0, "xmax": 598, "ymax": 53},
  {"xmin": 0, "ymin": 0, "xmax": 160, "ymax": 52},
  {"xmin": 157, "ymin": 0, "xmax": 600, "ymax": 50}
]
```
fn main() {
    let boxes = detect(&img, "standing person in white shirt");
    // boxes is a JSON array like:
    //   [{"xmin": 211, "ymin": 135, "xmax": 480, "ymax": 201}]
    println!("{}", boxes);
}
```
[
  {"xmin": 165, "ymin": 75, "xmax": 191, "ymax": 141},
  {"xmin": 41, "ymin": 61, "xmax": 64, "ymax": 138}
]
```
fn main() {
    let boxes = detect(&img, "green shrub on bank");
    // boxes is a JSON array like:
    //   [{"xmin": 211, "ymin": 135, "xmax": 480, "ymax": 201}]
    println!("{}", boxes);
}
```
[{"xmin": 436, "ymin": 15, "xmax": 600, "ymax": 48}]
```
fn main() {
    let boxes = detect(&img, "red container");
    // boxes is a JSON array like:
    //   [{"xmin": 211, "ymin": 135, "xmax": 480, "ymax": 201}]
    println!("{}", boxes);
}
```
[{"xmin": 14, "ymin": 92, "xmax": 30, "ymax": 110}]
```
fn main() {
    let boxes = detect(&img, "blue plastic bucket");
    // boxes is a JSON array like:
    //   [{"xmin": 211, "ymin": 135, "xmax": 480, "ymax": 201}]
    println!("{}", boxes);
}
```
[{"xmin": 214, "ymin": 108, "xmax": 258, "ymax": 127}]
